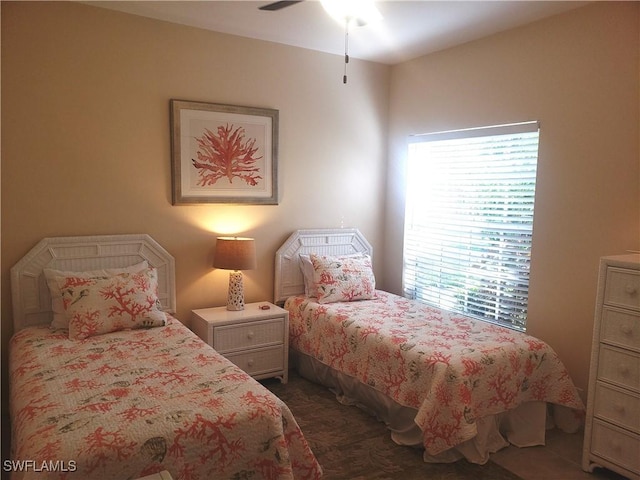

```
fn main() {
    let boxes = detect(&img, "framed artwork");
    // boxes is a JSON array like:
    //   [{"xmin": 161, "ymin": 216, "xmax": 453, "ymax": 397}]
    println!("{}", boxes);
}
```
[{"xmin": 170, "ymin": 100, "xmax": 279, "ymax": 204}]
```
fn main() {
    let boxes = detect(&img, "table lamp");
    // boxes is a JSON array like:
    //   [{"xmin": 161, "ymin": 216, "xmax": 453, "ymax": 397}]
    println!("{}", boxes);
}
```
[{"xmin": 213, "ymin": 237, "xmax": 257, "ymax": 311}]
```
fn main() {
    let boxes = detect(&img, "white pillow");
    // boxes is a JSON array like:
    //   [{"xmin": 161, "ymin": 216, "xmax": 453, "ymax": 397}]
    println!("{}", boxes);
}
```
[
  {"xmin": 299, "ymin": 254, "xmax": 317, "ymax": 297},
  {"xmin": 44, "ymin": 261, "xmax": 149, "ymax": 330}
]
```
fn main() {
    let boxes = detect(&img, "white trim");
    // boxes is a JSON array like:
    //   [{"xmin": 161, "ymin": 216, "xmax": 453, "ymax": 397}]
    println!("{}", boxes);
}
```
[{"xmin": 409, "ymin": 121, "xmax": 539, "ymax": 143}]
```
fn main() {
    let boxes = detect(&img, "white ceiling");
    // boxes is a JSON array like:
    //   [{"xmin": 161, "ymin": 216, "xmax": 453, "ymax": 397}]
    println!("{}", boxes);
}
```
[{"xmin": 87, "ymin": 1, "xmax": 589, "ymax": 65}]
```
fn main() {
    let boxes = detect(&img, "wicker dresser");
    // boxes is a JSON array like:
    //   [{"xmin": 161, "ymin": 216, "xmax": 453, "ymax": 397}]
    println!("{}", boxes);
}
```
[
  {"xmin": 192, "ymin": 302, "xmax": 289, "ymax": 383},
  {"xmin": 582, "ymin": 254, "xmax": 640, "ymax": 479}
]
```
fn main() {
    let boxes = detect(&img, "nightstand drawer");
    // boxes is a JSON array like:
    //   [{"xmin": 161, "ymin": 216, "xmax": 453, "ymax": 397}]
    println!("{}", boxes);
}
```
[
  {"xmin": 601, "ymin": 307, "xmax": 640, "ymax": 351},
  {"xmin": 597, "ymin": 345, "xmax": 640, "ymax": 393},
  {"xmin": 591, "ymin": 419, "xmax": 640, "ymax": 475},
  {"xmin": 605, "ymin": 267, "xmax": 640, "ymax": 311},
  {"xmin": 594, "ymin": 382, "xmax": 640, "ymax": 434},
  {"xmin": 214, "ymin": 318, "xmax": 285, "ymax": 353},
  {"xmin": 225, "ymin": 345, "xmax": 285, "ymax": 377}
]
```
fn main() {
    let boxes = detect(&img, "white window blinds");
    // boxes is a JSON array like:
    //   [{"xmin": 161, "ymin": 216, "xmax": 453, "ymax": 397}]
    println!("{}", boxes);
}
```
[{"xmin": 403, "ymin": 121, "xmax": 540, "ymax": 331}]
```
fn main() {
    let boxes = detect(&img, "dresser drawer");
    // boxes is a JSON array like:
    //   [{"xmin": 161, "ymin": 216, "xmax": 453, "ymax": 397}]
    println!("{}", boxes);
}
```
[
  {"xmin": 594, "ymin": 382, "xmax": 640, "ymax": 434},
  {"xmin": 224, "ymin": 345, "xmax": 285, "ymax": 377},
  {"xmin": 591, "ymin": 419, "xmax": 640, "ymax": 475},
  {"xmin": 597, "ymin": 345, "xmax": 640, "ymax": 393},
  {"xmin": 601, "ymin": 307, "xmax": 640, "ymax": 351},
  {"xmin": 605, "ymin": 267, "xmax": 640, "ymax": 311},
  {"xmin": 213, "ymin": 318, "xmax": 285, "ymax": 353}
]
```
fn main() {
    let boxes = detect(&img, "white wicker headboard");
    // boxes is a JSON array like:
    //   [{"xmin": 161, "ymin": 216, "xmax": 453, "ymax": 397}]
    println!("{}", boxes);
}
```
[
  {"xmin": 10, "ymin": 234, "xmax": 176, "ymax": 332},
  {"xmin": 274, "ymin": 228, "xmax": 372, "ymax": 305}
]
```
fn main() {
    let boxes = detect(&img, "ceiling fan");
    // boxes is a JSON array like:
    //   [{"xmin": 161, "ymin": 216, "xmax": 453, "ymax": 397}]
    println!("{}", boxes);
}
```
[
  {"xmin": 260, "ymin": 0, "xmax": 382, "ymax": 26},
  {"xmin": 259, "ymin": 1, "xmax": 303, "ymax": 11},
  {"xmin": 259, "ymin": 0, "xmax": 383, "ymax": 83}
]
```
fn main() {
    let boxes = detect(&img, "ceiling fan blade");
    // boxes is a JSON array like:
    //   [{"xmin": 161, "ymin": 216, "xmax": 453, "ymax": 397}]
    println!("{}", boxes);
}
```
[{"xmin": 259, "ymin": 1, "xmax": 303, "ymax": 11}]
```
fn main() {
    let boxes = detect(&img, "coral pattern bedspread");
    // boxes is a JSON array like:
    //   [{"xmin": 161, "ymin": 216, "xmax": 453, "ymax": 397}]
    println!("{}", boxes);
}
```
[
  {"xmin": 9, "ymin": 318, "xmax": 322, "ymax": 480},
  {"xmin": 286, "ymin": 291, "xmax": 584, "ymax": 456}
]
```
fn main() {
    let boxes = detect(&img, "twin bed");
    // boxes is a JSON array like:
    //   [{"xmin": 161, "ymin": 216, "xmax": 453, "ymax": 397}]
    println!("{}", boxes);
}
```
[
  {"xmin": 275, "ymin": 228, "xmax": 585, "ymax": 464},
  {"xmin": 8, "ymin": 234, "xmax": 322, "ymax": 480},
  {"xmin": 8, "ymin": 229, "xmax": 585, "ymax": 479}
]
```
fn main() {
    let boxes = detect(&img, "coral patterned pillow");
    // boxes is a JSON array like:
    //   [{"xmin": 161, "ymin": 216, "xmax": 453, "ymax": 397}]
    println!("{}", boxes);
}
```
[
  {"xmin": 44, "ymin": 261, "xmax": 149, "ymax": 330},
  {"xmin": 310, "ymin": 253, "xmax": 376, "ymax": 304},
  {"xmin": 300, "ymin": 252, "xmax": 365, "ymax": 298},
  {"xmin": 55, "ymin": 267, "xmax": 167, "ymax": 340}
]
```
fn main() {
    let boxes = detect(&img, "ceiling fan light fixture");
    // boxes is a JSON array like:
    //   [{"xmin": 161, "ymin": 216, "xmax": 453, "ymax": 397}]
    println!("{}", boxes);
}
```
[{"xmin": 320, "ymin": 0, "xmax": 383, "ymax": 27}]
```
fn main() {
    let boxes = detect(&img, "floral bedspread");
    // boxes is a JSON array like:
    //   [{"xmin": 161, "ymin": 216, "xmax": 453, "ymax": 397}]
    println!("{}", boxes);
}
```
[
  {"xmin": 286, "ymin": 291, "xmax": 584, "ymax": 455},
  {"xmin": 9, "ymin": 318, "xmax": 322, "ymax": 480}
]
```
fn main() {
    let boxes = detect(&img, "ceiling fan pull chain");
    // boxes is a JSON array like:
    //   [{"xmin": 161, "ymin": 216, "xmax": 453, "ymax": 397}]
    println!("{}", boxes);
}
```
[{"xmin": 343, "ymin": 19, "xmax": 350, "ymax": 84}]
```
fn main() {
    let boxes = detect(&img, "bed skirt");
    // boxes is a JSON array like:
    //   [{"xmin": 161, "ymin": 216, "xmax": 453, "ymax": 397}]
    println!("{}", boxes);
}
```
[{"xmin": 291, "ymin": 348, "xmax": 580, "ymax": 465}]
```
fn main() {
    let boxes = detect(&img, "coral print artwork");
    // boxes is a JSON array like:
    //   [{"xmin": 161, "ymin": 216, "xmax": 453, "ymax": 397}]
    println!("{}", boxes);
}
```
[
  {"xmin": 192, "ymin": 124, "xmax": 263, "ymax": 188},
  {"xmin": 171, "ymin": 100, "xmax": 279, "ymax": 205}
]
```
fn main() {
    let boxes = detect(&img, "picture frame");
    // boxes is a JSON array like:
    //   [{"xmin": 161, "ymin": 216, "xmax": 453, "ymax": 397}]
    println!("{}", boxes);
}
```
[{"xmin": 170, "ymin": 100, "xmax": 279, "ymax": 205}]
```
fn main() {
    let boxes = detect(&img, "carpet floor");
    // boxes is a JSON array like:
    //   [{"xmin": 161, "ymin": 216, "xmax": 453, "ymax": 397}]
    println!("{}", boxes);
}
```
[{"xmin": 263, "ymin": 370, "xmax": 523, "ymax": 480}]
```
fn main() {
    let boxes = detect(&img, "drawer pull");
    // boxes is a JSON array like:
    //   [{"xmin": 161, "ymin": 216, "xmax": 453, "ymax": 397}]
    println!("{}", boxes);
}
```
[
  {"xmin": 247, "ymin": 331, "xmax": 254, "ymax": 340},
  {"xmin": 624, "ymin": 284, "xmax": 637, "ymax": 295},
  {"xmin": 247, "ymin": 359, "xmax": 254, "ymax": 367},
  {"xmin": 613, "ymin": 403, "xmax": 626, "ymax": 414},
  {"xmin": 617, "ymin": 363, "xmax": 630, "ymax": 375},
  {"xmin": 620, "ymin": 324, "xmax": 633, "ymax": 335}
]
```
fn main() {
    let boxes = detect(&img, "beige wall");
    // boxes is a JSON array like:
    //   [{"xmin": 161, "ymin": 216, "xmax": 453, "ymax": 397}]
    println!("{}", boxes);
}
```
[
  {"xmin": 1, "ymin": 1, "xmax": 389, "ymax": 411},
  {"xmin": 383, "ymin": 1, "xmax": 640, "ymax": 394}
]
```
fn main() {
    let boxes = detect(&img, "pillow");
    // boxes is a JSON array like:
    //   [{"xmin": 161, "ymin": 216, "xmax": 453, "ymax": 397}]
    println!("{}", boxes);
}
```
[
  {"xmin": 300, "ymin": 252, "xmax": 365, "ymax": 298},
  {"xmin": 44, "ymin": 261, "xmax": 148, "ymax": 330},
  {"xmin": 309, "ymin": 253, "xmax": 376, "ymax": 304},
  {"xmin": 55, "ymin": 266, "xmax": 167, "ymax": 340},
  {"xmin": 299, "ymin": 254, "xmax": 318, "ymax": 297}
]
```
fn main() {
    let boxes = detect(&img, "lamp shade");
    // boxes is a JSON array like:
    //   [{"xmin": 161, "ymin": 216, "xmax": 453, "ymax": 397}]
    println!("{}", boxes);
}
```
[{"xmin": 213, "ymin": 237, "xmax": 257, "ymax": 271}]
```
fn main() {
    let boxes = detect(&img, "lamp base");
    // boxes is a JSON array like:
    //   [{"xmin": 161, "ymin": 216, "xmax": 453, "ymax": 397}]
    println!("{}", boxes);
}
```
[{"xmin": 226, "ymin": 271, "xmax": 245, "ymax": 311}]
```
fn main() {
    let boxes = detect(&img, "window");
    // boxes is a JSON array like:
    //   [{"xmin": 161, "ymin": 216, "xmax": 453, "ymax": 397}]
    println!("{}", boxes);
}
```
[{"xmin": 403, "ymin": 122, "xmax": 540, "ymax": 331}]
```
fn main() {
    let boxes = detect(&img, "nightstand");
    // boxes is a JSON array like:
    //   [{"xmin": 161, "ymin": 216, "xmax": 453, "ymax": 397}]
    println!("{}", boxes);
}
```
[{"xmin": 191, "ymin": 302, "xmax": 289, "ymax": 383}]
